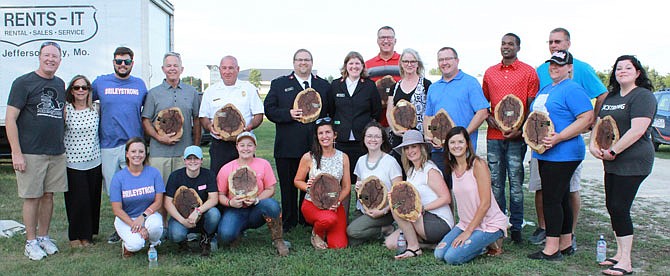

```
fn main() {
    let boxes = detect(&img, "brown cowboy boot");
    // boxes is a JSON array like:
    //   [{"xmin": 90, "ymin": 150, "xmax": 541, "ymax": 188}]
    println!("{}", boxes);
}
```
[{"xmin": 264, "ymin": 215, "xmax": 289, "ymax": 256}]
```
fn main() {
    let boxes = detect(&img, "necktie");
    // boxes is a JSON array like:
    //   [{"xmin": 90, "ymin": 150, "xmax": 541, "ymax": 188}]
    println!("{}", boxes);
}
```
[{"xmin": 303, "ymin": 81, "xmax": 310, "ymax": 89}]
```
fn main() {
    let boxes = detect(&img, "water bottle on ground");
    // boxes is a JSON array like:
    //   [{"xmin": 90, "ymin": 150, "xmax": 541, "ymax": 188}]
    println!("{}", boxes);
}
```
[
  {"xmin": 396, "ymin": 231, "xmax": 407, "ymax": 255},
  {"xmin": 148, "ymin": 245, "xmax": 158, "ymax": 268},
  {"xmin": 596, "ymin": 234, "xmax": 607, "ymax": 263}
]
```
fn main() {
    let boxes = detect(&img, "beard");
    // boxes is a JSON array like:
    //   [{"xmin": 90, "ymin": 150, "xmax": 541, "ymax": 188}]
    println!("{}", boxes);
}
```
[{"xmin": 114, "ymin": 67, "xmax": 132, "ymax": 78}]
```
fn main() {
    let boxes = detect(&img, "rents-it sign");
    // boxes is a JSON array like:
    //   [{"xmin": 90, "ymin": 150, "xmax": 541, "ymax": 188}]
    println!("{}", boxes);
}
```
[{"xmin": 1, "ymin": 5, "xmax": 98, "ymax": 46}]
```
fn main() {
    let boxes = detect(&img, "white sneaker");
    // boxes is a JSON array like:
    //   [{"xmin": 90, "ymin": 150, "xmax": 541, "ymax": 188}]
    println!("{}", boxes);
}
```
[
  {"xmin": 24, "ymin": 241, "xmax": 47, "ymax": 261},
  {"xmin": 37, "ymin": 236, "xmax": 59, "ymax": 255}
]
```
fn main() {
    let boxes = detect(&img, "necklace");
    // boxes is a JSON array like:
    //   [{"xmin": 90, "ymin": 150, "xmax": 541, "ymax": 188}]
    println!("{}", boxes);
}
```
[{"xmin": 365, "ymin": 154, "xmax": 383, "ymax": 170}]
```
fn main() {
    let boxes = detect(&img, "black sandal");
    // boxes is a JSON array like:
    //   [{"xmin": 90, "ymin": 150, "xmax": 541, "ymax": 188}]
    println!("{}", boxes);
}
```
[
  {"xmin": 599, "ymin": 258, "xmax": 619, "ymax": 266},
  {"xmin": 395, "ymin": 248, "xmax": 422, "ymax": 259}
]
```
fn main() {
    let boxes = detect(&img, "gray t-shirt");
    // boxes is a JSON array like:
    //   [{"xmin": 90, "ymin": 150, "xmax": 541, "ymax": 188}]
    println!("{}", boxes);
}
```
[
  {"xmin": 141, "ymin": 80, "xmax": 200, "ymax": 157},
  {"xmin": 7, "ymin": 72, "xmax": 65, "ymax": 155},
  {"xmin": 598, "ymin": 87, "xmax": 657, "ymax": 175}
]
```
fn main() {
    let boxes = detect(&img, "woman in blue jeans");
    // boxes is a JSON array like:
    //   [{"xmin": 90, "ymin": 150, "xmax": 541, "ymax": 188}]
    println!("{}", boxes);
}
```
[
  {"xmin": 434, "ymin": 127, "xmax": 508, "ymax": 265},
  {"xmin": 216, "ymin": 132, "xmax": 289, "ymax": 256}
]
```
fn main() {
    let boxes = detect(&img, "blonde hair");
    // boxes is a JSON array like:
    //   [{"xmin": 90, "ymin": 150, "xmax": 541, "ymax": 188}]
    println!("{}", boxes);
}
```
[{"xmin": 400, "ymin": 144, "xmax": 429, "ymax": 175}]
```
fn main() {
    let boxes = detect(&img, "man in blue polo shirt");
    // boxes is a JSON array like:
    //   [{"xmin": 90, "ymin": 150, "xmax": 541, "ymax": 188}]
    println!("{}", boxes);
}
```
[{"xmin": 424, "ymin": 47, "xmax": 489, "ymax": 188}]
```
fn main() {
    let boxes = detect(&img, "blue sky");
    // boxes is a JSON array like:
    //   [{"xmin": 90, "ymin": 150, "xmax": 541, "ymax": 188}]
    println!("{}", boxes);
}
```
[{"xmin": 171, "ymin": 0, "xmax": 669, "ymax": 82}]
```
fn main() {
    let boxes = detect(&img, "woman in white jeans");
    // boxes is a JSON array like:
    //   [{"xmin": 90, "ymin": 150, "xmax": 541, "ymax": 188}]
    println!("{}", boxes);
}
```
[{"xmin": 109, "ymin": 137, "xmax": 165, "ymax": 258}]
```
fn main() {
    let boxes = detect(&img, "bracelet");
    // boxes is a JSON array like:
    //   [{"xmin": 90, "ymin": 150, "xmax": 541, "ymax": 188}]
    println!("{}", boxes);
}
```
[
  {"xmin": 254, "ymin": 198, "xmax": 260, "ymax": 205},
  {"xmin": 147, "ymin": 207, "xmax": 154, "ymax": 214},
  {"xmin": 195, "ymin": 207, "xmax": 201, "ymax": 215}
]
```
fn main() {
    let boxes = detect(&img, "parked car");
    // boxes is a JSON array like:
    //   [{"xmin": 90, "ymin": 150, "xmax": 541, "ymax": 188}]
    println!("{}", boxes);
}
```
[{"xmin": 651, "ymin": 89, "xmax": 670, "ymax": 151}]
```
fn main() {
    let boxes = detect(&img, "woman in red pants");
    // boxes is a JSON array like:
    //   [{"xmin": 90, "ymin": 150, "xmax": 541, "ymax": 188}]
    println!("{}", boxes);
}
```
[{"xmin": 294, "ymin": 117, "xmax": 351, "ymax": 249}]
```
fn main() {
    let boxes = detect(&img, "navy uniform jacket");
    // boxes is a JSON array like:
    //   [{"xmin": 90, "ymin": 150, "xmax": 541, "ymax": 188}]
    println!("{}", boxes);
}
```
[
  {"xmin": 329, "ymin": 77, "xmax": 381, "ymax": 143},
  {"xmin": 264, "ymin": 72, "xmax": 332, "ymax": 159}
]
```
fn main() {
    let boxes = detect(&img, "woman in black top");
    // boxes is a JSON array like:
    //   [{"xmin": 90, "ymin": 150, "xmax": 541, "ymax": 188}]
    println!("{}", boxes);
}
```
[
  {"xmin": 386, "ymin": 48, "xmax": 432, "ymax": 162},
  {"xmin": 589, "ymin": 55, "xmax": 656, "ymax": 276},
  {"xmin": 329, "ymin": 51, "xmax": 382, "ymax": 218}
]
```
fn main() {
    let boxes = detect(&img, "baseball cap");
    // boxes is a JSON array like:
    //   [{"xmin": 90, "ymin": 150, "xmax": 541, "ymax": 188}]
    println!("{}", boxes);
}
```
[
  {"xmin": 183, "ymin": 145, "xmax": 203, "ymax": 159},
  {"xmin": 236, "ymin": 131, "xmax": 257, "ymax": 145},
  {"xmin": 546, "ymin": 50, "xmax": 573, "ymax": 65}
]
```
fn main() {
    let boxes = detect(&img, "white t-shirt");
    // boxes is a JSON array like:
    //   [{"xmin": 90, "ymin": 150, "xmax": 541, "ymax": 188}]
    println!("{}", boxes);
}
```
[{"xmin": 353, "ymin": 153, "xmax": 402, "ymax": 211}]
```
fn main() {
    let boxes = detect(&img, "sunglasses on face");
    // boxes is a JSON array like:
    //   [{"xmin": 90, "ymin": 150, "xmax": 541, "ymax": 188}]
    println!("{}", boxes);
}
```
[
  {"xmin": 72, "ymin": 85, "xmax": 89, "ymax": 91},
  {"xmin": 114, "ymin": 58, "xmax": 133, "ymax": 65},
  {"xmin": 315, "ymin": 117, "xmax": 332, "ymax": 125}
]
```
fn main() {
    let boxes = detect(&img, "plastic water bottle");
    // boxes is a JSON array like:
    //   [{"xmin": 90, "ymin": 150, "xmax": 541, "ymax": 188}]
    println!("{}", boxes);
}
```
[
  {"xmin": 596, "ymin": 234, "xmax": 607, "ymax": 263},
  {"xmin": 397, "ymin": 231, "xmax": 407, "ymax": 255},
  {"xmin": 148, "ymin": 245, "xmax": 158, "ymax": 268}
]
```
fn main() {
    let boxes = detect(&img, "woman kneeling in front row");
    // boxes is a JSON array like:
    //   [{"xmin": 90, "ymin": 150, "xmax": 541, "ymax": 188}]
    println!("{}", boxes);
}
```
[{"xmin": 434, "ymin": 127, "xmax": 507, "ymax": 265}]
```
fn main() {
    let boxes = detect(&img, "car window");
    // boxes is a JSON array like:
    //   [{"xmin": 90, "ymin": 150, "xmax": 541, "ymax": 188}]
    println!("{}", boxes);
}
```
[{"xmin": 658, "ymin": 94, "xmax": 670, "ymax": 112}]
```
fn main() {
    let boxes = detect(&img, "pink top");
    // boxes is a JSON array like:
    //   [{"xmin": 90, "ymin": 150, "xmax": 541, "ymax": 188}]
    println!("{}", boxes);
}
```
[
  {"xmin": 452, "ymin": 168, "xmax": 507, "ymax": 236},
  {"xmin": 217, "ymin": 158, "xmax": 276, "ymax": 199}
]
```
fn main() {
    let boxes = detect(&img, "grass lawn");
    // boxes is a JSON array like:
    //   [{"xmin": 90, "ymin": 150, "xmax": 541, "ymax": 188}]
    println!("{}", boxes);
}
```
[{"xmin": 1, "ymin": 119, "xmax": 669, "ymax": 275}]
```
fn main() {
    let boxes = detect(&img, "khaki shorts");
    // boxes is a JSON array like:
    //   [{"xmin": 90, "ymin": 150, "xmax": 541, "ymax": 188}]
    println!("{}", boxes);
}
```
[
  {"xmin": 149, "ymin": 156, "xmax": 185, "ymax": 184},
  {"xmin": 528, "ymin": 157, "xmax": 582, "ymax": 192},
  {"xmin": 16, "ymin": 154, "xmax": 67, "ymax": 198}
]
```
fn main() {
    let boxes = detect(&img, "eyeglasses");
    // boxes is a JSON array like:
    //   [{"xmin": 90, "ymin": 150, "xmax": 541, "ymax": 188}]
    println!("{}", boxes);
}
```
[
  {"xmin": 315, "ymin": 117, "xmax": 332, "ymax": 125},
  {"xmin": 72, "ymin": 85, "xmax": 89, "ymax": 91},
  {"xmin": 364, "ymin": 134, "xmax": 382, "ymax": 140},
  {"xmin": 294, "ymin": 58, "xmax": 312, "ymax": 62},
  {"xmin": 40, "ymin": 41, "xmax": 61, "ymax": 52},
  {"xmin": 378, "ymin": 36, "xmax": 395, "ymax": 41},
  {"xmin": 547, "ymin": 40, "xmax": 564, "ymax": 45},
  {"xmin": 401, "ymin": 60, "xmax": 418, "ymax": 65},
  {"xmin": 114, "ymin": 58, "xmax": 133, "ymax": 65},
  {"xmin": 438, "ymin": 57, "xmax": 457, "ymax": 63}
]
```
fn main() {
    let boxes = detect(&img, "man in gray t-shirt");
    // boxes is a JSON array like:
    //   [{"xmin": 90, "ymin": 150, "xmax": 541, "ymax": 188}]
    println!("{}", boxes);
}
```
[
  {"xmin": 141, "ymin": 52, "xmax": 201, "ymax": 185},
  {"xmin": 6, "ymin": 42, "xmax": 66, "ymax": 261}
]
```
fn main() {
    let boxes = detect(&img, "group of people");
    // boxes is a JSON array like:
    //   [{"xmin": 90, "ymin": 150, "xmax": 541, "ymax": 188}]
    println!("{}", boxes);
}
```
[{"xmin": 7, "ymin": 25, "xmax": 655, "ymax": 275}]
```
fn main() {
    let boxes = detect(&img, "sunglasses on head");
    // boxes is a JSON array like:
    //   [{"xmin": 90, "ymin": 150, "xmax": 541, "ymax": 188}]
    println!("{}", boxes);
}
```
[
  {"xmin": 114, "ymin": 58, "xmax": 133, "ymax": 65},
  {"xmin": 315, "ymin": 117, "xmax": 332, "ymax": 125},
  {"xmin": 72, "ymin": 85, "xmax": 89, "ymax": 91},
  {"xmin": 40, "ymin": 41, "xmax": 61, "ymax": 51}
]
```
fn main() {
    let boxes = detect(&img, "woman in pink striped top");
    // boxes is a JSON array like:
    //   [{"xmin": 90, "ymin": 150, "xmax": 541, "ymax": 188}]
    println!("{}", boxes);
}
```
[{"xmin": 434, "ymin": 127, "xmax": 508, "ymax": 265}]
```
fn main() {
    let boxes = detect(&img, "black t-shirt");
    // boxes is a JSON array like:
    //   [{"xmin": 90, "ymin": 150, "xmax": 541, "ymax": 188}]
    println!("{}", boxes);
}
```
[
  {"xmin": 7, "ymin": 72, "xmax": 66, "ymax": 155},
  {"xmin": 165, "ymin": 167, "xmax": 218, "ymax": 201},
  {"xmin": 598, "ymin": 87, "xmax": 657, "ymax": 175}
]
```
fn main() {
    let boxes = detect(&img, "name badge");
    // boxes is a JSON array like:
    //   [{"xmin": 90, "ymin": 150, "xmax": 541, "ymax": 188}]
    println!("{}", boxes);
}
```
[
  {"xmin": 198, "ymin": 185, "xmax": 207, "ymax": 191},
  {"xmin": 336, "ymin": 93, "xmax": 346, "ymax": 98},
  {"xmin": 284, "ymin": 87, "xmax": 294, "ymax": 92}
]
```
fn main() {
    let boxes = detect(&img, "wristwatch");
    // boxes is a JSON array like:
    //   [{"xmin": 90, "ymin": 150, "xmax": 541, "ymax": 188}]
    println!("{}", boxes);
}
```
[
  {"xmin": 609, "ymin": 149, "xmax": 617, "ymax": 157},
  {"xmin": 142, "ymin": 212, "xmax": 148, "ymax": 219}
]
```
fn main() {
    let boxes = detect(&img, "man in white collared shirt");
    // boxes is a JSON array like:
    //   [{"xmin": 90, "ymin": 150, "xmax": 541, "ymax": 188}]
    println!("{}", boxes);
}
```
[{"xmin": 199, "ymin": 55, "xmax": 264, "ymax": 175}]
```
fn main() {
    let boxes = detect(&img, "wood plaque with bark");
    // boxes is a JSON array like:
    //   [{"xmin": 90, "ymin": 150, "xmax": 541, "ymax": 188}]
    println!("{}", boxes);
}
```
[
  {"xmin": 424, "ymin": 109, "xmax": 455, "ymax": 148},
  {"xmin": 310, "ymin": 173, "xmax": 341, "ymax": 210},
  {"xmin": 228, "ymin": 165, "xmax": 258, "ymax": 199},
  {"xmin": 375, "ymin": 75, "xmax": 396, "ymax": 106},
  {"xmin": 389, "ymin": 181, "xmax": 422, "ymax": 222},
  {"xmin": 390, "ymin": 99, "xmax": 417, "ymax": 132},
  {"xmin": 212, "ymin": 103, "xmax": 246, "ymax": 141},
  {"xmin": 173, "ymin": 186, "xmax": 203, "ymax": 218},
  {"xmin": 493, "ymin": 94, "xmax": 525, "ymax": 132},
  {"xmin": 154, "ymin": 107, "xmax": 184, "ymax": 140},
  {"xmin": 357, "ymin": 176, "xmax": 387, "ymax": 213},
  {"xmin": 293, "ymin": 88, "xmax": 322, "ymax": 124},
  {"xmin": 523, "ymin": 111, "xmax": 554, "ymax": 154},
  {"xmin": 592, "ymin": 115, "xmax": 620, "ymax": 150}
]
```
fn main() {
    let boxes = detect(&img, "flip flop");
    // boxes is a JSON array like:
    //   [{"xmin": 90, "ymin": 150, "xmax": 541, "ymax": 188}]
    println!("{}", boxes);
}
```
[
  {"xmin": 395, "ymin": 248, "xmax": 422, "ymax": 259},
  {"xmin": 599, "ymin": 258, "xmax": 619, "ymax": 266},
  {"xmin": 602, "ymin": 267, "xmax": 633, "ymax": 275}
]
